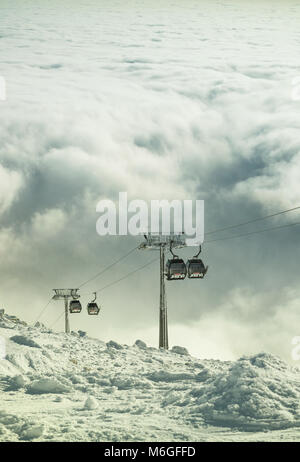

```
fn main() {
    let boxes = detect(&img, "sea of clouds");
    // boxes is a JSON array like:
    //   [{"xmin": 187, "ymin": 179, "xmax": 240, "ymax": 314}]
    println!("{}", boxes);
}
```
[{"xmin": 0, "ymin": 0, "xmax": 300, "ymax": 360}]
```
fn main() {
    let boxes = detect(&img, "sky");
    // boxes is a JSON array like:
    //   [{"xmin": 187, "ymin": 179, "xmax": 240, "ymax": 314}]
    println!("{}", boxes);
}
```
[{"xmin": 0, "ymin": 0, "xmax": 300, "ymax": 362}]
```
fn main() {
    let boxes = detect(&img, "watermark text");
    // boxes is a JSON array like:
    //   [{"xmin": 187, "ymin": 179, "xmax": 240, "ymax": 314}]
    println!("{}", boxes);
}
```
[{"xmin": 96, "ymin": 193, "xmax": 204, "ymax": 246}]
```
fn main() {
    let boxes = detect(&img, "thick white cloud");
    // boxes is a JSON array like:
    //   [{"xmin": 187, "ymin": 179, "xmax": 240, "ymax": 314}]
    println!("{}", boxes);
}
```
[
  {"xmin": 0, "ymin": 0, "xmax": 300, "ymax": 360},
  {"xmin": 0, "ymin": 165, "xmax": 23, "ymax": 216},
  {"xmin": 31, "ymin": 208, "xmax": 67, "ymax": 240}
]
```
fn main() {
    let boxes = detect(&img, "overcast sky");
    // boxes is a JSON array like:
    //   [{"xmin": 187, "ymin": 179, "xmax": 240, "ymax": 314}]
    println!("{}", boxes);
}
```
[{"xmin": 0, "ymin": 0, "xmax": 300, "ymax": 361}]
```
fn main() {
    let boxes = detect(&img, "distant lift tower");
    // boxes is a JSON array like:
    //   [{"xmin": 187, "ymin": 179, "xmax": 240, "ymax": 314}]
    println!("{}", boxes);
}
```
[
  {"xmin": 139, "ymin": 233, "xmax": 186, "ymax": 350},
  {"xmin": 52, "ymin": 289, "xmax": 80, "ymax": 334}
]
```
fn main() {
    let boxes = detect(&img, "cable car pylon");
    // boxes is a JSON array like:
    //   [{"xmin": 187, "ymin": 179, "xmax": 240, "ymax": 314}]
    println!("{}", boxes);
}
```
[
  {"xmin": 139, "ymin": 233, "xmax": 186, "ymax": 350},
  {"xmin": 52, "ymin": 289, "xmax": 80, "ymax": 333},
  {"xmin": 159, "ymin": 245, "xmax": 168, "ymax": 349}
]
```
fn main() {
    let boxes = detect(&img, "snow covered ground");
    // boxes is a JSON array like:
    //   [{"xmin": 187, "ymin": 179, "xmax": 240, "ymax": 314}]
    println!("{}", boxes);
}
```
[{"xmin": 0, "ymin": 312, "xmax": 300, "ymax": 442}]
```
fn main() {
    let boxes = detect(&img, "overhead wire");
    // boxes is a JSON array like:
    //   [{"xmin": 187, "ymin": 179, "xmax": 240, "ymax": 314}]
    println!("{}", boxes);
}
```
[
  {"xmin": 82, "ymin": 256, "xmax": 159, "ymax": 295},
  {"xmin": 205, "ymin": 205, "xmax": 300, "ymax": 236},
  {"xmin": 50, "ymin": 311, "xmax": 64, "ymax": 329},
  {"xmin": 204, "ymin": 220, "xmax": 300, "ymax": 244},
  {"xmin": 33, "ymin": 297, "xmax": 53, "ymax": 325},
  {"xmin": 78, "ymin": 245, "xmax": 139, "ymax": 289}
]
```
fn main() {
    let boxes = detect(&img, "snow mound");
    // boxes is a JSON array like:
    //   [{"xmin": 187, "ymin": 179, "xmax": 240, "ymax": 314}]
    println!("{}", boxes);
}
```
[
  {"xmin": 0, "ymin": 411, "xmax": 44, "ymax": 441},
  {"xmin": 106, "ymin": 340, "xmax": 123, "ymax": 350},
  {"xmin": 84, "ymin": 396, "xmax": 98, "ymax": 410},
  {"xmin": 171, "ymin": 346, "xmax": 189, "ymax": 356},
  {"xmin": 27, "ymin": 378, "xmax": 70, "ymax": 394},
  {"xmin": 147, "ymin": 370, "xmax": 195, "ymax": 382},
  {"xmin": 134, "ymin": 339, "xmax": 147, "ymax": 350},
  {"xmin": 189, "ymin": 353, "xmax": 300, "ymax": 430},
  {"xmin": 7, "ymin": 375, "xmax": 27, "ymax": 390},
  {"xmin": 20, "ymin": 425, "xmax": 44, "ymax": 441}
]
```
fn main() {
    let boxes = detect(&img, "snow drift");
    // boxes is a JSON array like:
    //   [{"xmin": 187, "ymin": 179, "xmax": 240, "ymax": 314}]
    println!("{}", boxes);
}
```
[{"xmin": 0, "ymin": 312, "xmax": 300, "ymax": 441}]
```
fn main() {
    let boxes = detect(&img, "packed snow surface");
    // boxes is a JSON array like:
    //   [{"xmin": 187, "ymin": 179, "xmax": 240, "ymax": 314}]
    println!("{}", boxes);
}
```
[{"xmin": 0, "ymin": 313, "xmax": 300, "ymax": 442}]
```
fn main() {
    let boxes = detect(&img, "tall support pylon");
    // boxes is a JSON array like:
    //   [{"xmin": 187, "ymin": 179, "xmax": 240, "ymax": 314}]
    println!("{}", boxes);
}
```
[
  {"xmin": 139, "ymin": 233, "xmax": 185, "ymax": 350},
  {"xmin": 159, "ymin": 245, "xmax": 168, "ymax": 349},
  {"xmin": 52, "ymin": 289, "xmax": 80, "ymax": 333},
  {"xmin": 64, "ymin": 296, "xmax": 70, "ymax": 334}
]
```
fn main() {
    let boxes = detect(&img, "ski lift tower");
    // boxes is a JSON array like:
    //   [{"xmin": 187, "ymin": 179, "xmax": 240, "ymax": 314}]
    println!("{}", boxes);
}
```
[
  {"xmin": 139, "ymin": 233, "xmax": 186, "ymax": 350},
  {"xmin": 52, "ymin": 289, "xmax": 80, "ymax": 334}
]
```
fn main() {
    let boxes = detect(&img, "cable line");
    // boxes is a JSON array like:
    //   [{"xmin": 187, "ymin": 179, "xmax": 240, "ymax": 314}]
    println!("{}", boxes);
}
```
[
  {"xmin": 33, "ymin": 298, "xmax": 53, "ymax": 325},
  {"xmin": 206, "ymin": 205, "xmax": 300, "ymax": 236},
  {"xmin": 50, "ymin": 311, "xmax": 64, "ymax": 329},
  {"xmin": 78, "ymin": 245, "xmax": 139, "ymax": 289},
  {"xmin": 93, "ymin": 256, "xmax": 159, "ymax": 294},
  {"xmin": 205, "ymin": 220, "xmax": 300, "ymax": 244}
]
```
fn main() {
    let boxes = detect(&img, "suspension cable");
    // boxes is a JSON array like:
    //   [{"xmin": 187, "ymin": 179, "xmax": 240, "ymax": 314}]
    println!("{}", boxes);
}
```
[
  {"xmin": 78, "ymin": 245, "xmax": 139, "ymax": 289},
  {"xmin": 206, "ymin": 205, "xmax": 300, "ymax": 236}
]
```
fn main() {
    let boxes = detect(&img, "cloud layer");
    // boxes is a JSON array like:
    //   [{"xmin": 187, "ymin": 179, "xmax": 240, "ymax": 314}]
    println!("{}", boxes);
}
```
[{"xmin": 0, "ymin": 0, "xmax": 300, "ymax": 361}]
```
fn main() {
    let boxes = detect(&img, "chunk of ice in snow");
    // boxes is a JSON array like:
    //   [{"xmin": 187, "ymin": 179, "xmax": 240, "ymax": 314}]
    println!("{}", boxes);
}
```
[
  {"xmin": 20, "ymin": 425, "xmax": 44, "ymax": 440},
  {"xmin": 134, "ymin": 339, "xmax": 147, "ymax": 349},
  {"xmin": 9, "ymin": 375, "xmax": 26, "ymax": 390},
  {"xmin": 171, "ymin": 346, "xmax": 189, "ymax": 356},
  {"xmin": 106, "ymin": 340, "xmax": 123, "ymax": 350},
  {"xmin": 84, "ymin": 397, "xmax": 98, "ymax": 410}
]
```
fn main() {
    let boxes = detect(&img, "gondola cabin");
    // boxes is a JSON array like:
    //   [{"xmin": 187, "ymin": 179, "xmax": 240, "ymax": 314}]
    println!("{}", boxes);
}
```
[
  {"xmin": 69, "ymin": 300, "xmax": 82, "ymax": 314},
  {"xmin": 87, "ymin": 302, "xmax": 100, "ymax": 316},
  {"xmin": 165, "ymin": 258, "xmax": 187, "ymax": 281},
  {"xmin": 187, "ymin": 258, "xmax": 208, "ymax": 279}
]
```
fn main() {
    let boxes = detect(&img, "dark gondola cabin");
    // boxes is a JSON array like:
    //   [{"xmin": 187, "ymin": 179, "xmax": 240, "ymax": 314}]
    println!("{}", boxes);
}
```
[
  {"xmin": 187, "ymin": 258, "xmax": 208, "ymax": 279},
  {"xmin": 165, "ymin": 257, "xmax": 187, "ymax": 280},
  {"xmin": 69, "ymin": 300, "xmax": 82, "ymax": 313},
  {"xmin": 87, "ymin": 302, "xmax": 100, "ymax": 315}
]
